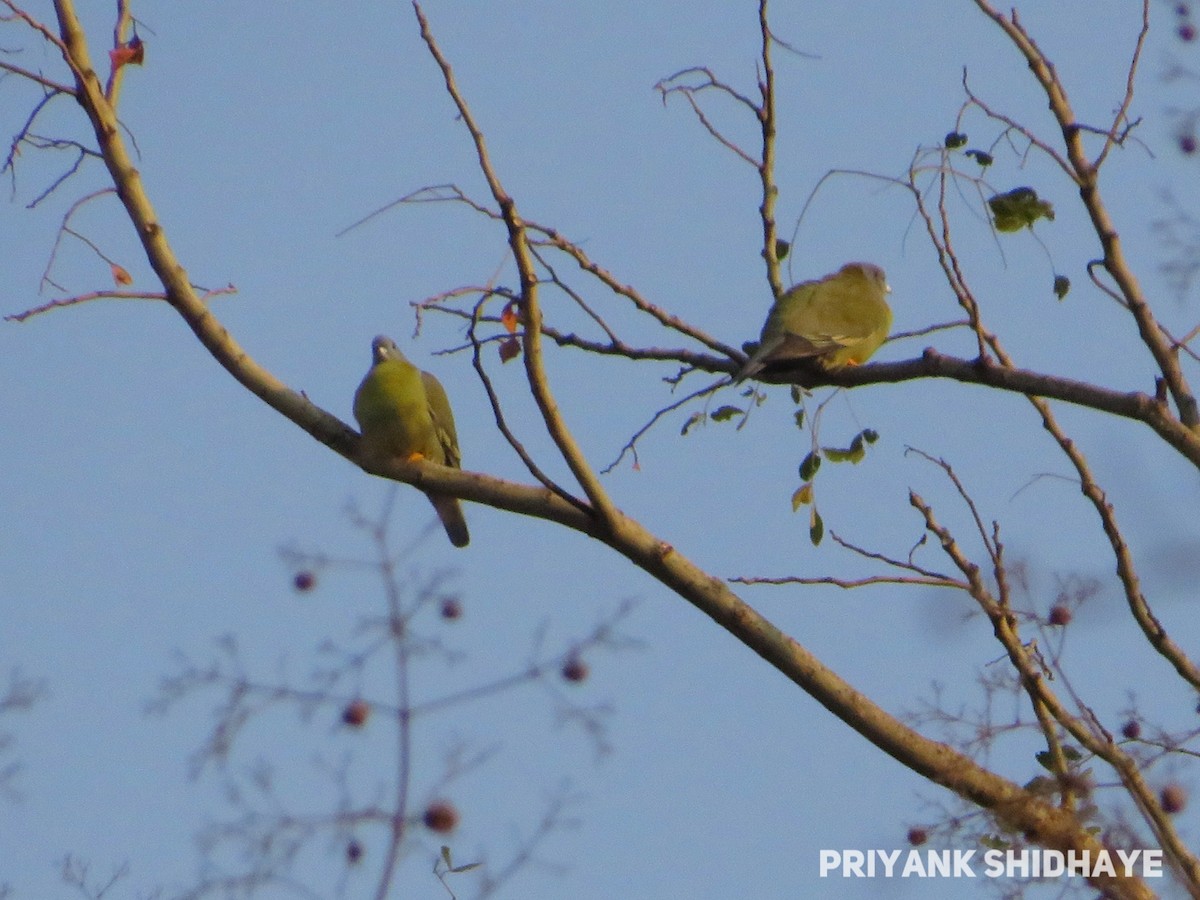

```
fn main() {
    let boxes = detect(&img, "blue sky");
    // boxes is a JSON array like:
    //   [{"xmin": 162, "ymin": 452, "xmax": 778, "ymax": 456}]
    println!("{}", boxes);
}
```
[{"xmin": 3, "ymin": 2, "xmax": 1199, "ymax": 898}]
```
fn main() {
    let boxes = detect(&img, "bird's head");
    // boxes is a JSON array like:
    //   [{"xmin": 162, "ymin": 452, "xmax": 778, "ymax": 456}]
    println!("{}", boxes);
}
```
[
  {"xmin": 371, "ymin": 335, "xmax": 403, "ymax": 364},
  {"xmin": 840, "ymin": 262, "xmax": 891, "ymax": 295}
]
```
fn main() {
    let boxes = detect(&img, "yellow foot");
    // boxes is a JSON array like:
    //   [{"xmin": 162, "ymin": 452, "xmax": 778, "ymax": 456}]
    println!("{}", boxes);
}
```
[{"xmin": 406, "ymin": 451, "xmax": 427, "ymax": 462}]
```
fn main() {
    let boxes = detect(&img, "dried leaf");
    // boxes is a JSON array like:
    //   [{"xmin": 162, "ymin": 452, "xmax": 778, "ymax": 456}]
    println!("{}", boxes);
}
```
[
  {"xmin": 498, "ymin": 336, "xmax": 521, "ymax": 363},
  {"xmin": 500, "ymin": 299, "xmax": 520, "ymax": 334},
  {"xmin": 109, "ymin": 35, "xmax": 145, "ymax": 69},
  {"xmin": 111, "ymin": 263, "xmax": 132, "ymax": 286}
]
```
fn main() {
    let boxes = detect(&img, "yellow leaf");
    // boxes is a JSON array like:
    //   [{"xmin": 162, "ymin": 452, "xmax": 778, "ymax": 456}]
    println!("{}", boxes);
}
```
[
  {"xmin": 111, "ymin": 263, "xmax": 132, "ymax": 286},
  {"xmin": 790, "ymin": 482, "xmax": 813, "ymax": 511}
]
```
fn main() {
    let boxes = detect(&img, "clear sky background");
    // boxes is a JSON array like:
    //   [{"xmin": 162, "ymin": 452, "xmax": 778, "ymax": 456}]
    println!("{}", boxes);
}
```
[{"xmin": 3, "ymin": 2, "xmax": 1199, "ymax": 898}]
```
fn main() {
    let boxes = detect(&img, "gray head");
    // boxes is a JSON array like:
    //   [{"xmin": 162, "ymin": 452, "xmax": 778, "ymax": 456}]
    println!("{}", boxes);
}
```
[
  {"xmin": 838, "ymin": 262, "xmax": 891, "ymax": 294},
  {"xmin": 371, "ymin": 335, "xmax": 402, "ymax": 364}
]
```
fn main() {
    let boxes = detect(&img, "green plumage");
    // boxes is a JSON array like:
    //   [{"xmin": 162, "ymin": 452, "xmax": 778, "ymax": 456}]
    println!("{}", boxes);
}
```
[
  {"xmin": 734, "ymin": 262, "xmax": 892, "ymax": 383},
  {"xmin": 353, "ymin": 335, "xmax": 469, "ymax": 548}
]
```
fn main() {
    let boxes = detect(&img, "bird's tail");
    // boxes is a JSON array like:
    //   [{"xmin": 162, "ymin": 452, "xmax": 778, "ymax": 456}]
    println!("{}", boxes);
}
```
[
  {"xmin": 731, "ymin": 357, "xmax": 763, "ymax": 385},
  {"xmin": 429, "ymin": 494, "xmax": 470, "ymax": 548}
]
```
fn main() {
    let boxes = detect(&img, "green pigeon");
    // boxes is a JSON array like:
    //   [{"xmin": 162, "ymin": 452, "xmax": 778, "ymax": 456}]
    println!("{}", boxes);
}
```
[
  {"xmin": 733, "ymin": 262, "xmax": 892, "ymax": 383},
  {"xmin": 353, "ymin": 335, "xmax": 469, "ymax": 548}
]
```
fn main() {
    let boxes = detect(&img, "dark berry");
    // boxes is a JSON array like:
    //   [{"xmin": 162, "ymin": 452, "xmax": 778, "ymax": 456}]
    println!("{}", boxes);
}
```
[
  {"xmin": 1161, "ymin": 784, "xmax": 1187, "ymax": 814},
  {"xmin": 423, "ymin": 801, "xmax": 460, "ymax": 834},
  {"xmin": 562, "ymin": 657, "xmax": 589, "ymax": 683},
  {"xmin": 342, "ymin": 699, "xmax": 370, "ymax": 728}
]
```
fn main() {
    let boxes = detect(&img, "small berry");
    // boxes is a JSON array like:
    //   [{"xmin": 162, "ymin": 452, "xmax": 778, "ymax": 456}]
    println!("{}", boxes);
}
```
[
  {"xmin": 342, "ymin": 699, "xmax": 370, "ymax": 728},
  {"xmin": 293, "ymin": 570, "xmax": 316, "ymax": 593},
  {"xmin": 346, "ymin": 839, "xmax": 363, "ymax": 864},
  {"xmin": 1048, "ymin": 605, "xmax": 1072, "ymax": 626},
  {"xmin": 561, "ymin": 657, "xmax": 589, "ymax": 683},
  {"xmin": 1121, "ymin": 720, "xmax": 1141, "ymax": 740},
  {"xmin": 423, "ymin": 800, "xmax": 460, "ymax": 834},
  {"xmin": 440, "ymin": 597, "xmax": 463, "ymax": 620},
  {"xmin": 1161, "ymin": 784, "xmax": 1187, "ymax": 814},
  {"xmin": 907, "ymin": 827, "xmax": 928, "ymax": 846},
  {"xmin": 1178, "ymin": 2, "xmax": 1190, "ymax": 15},
  {"xmin": 1180, "ymin": 22, "xmax": 1197, "ymax": 42},
  {"xmin": 1180, "ymin": 133, "xmax": 1197, "ymax": 156}
]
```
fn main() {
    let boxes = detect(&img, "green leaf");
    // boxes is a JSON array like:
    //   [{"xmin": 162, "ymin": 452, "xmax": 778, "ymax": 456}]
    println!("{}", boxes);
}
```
[
  {"xmin": 988, "ymin": 187, "xmax": 1055, "ymax": 233},
  {"xmin": 823, "ymin": 446, "xmax": 856, "ymax": 463},
  {"xmin": 965, "ymin": 149, "xmax": 993, "ymax": 167},
  {"xmin": 822, "ymin": 429, "xmax": 875, "ymax": 463},
  {"xmin": 452, "ymin": 862, "xmax": 483, "ymax": 873},
  {"xmin": 944, "ymin": 131, "xmax": 968, "ymax": 149},
  {"xmin": 823, "ymin": 437, "xmax": 866, "ymax": 464},
  {"xmin": 799, "ymin": 452, "xmax": 821, "ymax": 480},
  {"xmin": 791, "ymin": 482, "xmax": 813, "ymax": 511},
  {"xmin": 809, "ymin": 508, "xmax": 824, "ymax": 546},
  {"xmin": 775, "ymin": 238, "xmax": 791, "ymax": 261},
  {"xmin": 793, "ymin": 409, "xmax": 806, "ymax": 430},
  {"xmin": 790, "ymin": 385, "xmax": 804, "ymax": 405},
  {"xmin": 1053, "ymin": 274, "xmax": 1070, "ymax": 300},
  {"xmin": 441, "ymin": 846, "xmax": 453, "ymax": 867},
  {"xmin": 709, "ymin": 405, "xmax": 741, "ymax": 423},
  {"xmin": 680, "ymin": 411, "xmax": 704, "ymax": 436}
]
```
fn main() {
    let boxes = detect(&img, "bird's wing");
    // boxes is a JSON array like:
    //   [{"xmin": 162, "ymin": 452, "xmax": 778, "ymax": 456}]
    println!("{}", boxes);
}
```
[
  {"xmin": 804, "ymin": 275, "xmax": 886, "ymax": 348},
  {"xmin": 421, "ymin": 370, "xmax": 461, "ymax": 469}
]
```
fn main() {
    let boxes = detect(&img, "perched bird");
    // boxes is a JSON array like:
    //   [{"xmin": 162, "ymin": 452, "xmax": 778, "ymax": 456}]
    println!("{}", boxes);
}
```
[
  {"xmin": 353, "ymin": 335, "xmax": 469, "ymax": 548},
  {"xmin": 734, "ymin": 262, "xmax": 892, "ymax": 383}
]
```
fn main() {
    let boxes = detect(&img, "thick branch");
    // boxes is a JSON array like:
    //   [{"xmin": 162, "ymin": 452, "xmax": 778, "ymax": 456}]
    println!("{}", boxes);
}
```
[
  {"xmin": 36, "ymin": 5, "xmax": 1175, "ymax": 894},
  {"xmin": 764, "ymin": 351, "xmax": 1200, "ymax": 470}
]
